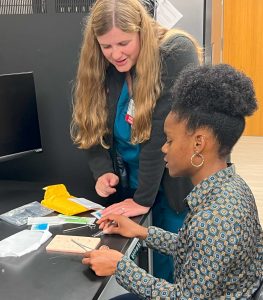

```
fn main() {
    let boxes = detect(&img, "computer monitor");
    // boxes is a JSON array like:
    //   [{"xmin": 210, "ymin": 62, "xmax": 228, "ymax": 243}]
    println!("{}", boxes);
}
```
[{"xmin": 0, "ymin": 72, "xmax": 42, "ymax": 162}]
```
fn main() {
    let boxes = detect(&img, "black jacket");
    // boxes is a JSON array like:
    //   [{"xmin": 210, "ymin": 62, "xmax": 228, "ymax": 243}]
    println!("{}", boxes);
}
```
[{"xmin": 86, "ymin": 35, "xmax": 199, "ymax": 212}]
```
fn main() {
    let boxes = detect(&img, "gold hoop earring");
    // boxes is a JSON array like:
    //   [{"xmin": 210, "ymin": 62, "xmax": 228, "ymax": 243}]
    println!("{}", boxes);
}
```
[{"xmin": 191, "ymin": 153, "xmax": 204, "ymax": 168}]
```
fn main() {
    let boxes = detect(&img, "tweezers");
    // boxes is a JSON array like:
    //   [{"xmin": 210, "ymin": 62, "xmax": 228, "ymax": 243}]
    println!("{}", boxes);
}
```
[
  {"xmin": 71, "ymin": 239, "xmax": 93, "ymax": 251},
  {"xmin": 63, "ymin": 224, "xmax": 95, "ymax": 232},
  {"xmin": 92, "ymin": 221, "xmax": 117, "ymax": 237}
]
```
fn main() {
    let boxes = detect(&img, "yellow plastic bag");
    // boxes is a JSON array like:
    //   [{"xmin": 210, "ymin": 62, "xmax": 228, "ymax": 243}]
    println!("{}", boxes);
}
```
[{"xmin": 41, "ymin": 184, "xmax": 88, "ymax": 216}]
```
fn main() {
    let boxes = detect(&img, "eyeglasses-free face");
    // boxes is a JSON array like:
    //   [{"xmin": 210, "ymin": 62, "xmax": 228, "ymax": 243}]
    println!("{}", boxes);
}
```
[{"xmin": 97, "ymin": 26, "xmax": 141, "ymax": 72}]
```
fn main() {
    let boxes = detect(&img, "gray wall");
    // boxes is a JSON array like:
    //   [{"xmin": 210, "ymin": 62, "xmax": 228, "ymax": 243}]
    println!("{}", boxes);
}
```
[
  {"xmin": 0, "ymin": 0, "xmax": 100, "ymax": 199},
  {"xmin": 170, "ymin": 0, "xmax": 212, "ymax": 63}
]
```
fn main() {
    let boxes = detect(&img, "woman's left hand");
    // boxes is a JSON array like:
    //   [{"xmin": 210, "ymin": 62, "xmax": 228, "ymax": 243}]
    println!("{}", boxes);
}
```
[
  {"xmin": 101, "ymin": 198, "xmax": 150, "ymax": 217},
  {"xmin": 82, "ymin": 247, "xmax": 123, "ymax": 276}
]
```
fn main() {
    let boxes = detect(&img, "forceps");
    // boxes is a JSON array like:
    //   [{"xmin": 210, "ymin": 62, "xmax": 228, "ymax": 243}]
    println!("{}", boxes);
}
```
[
  {"xmin": 63, "ymin": 223, "xmax": 96, "ymax": 232},
  {"xmin": 71, "ymin": 239, "xmax": 93, "ymax": 251}
]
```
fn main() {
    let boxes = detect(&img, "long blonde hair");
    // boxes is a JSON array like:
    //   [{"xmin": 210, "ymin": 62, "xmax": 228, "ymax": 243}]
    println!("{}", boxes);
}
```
[{"xmin": 71, "ymin": 0, "xmax": 201, "ymax": 149}]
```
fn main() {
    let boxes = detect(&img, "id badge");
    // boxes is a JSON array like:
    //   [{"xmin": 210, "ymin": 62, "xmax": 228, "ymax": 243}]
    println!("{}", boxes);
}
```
[{"xmin": 125, "ymin": 98, "xmax": 135, "ymax": 125}]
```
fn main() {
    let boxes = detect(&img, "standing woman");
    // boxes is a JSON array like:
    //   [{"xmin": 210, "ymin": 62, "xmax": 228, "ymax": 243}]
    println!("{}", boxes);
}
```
[{"xmin": 71, "ymin": 0, "xmax": 201, "ymax": 281}]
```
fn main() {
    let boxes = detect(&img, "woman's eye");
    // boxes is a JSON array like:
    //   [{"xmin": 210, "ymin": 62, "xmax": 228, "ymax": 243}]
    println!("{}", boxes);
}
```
[
  {"xmin": 119, "ymin": 42, "xmax": 129, "ymax": 46},
  {"xmin": 101, "ymin": 45, "xmax": 111, "ymax": 49},
  {"xmin": 166, "ymin": 140, "xmax": 172, "ymax": 145}
]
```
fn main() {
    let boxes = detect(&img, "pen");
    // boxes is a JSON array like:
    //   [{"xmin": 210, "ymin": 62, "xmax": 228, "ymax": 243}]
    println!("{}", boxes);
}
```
[{"xmin": 71, "ymin": 239, "xmax": 93, "ymax": 251}]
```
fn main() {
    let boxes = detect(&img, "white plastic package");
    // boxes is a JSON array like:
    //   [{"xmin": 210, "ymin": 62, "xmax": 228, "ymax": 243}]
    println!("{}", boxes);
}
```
[{"xmin": 0, "ymin": 229, "xmax": 52, "ymax": 257}]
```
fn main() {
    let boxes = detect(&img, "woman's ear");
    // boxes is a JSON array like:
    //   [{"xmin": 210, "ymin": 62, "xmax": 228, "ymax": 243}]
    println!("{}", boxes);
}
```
[{"xmin": 193, "ymin": 134, "xmax": 206, "ymax": 153}]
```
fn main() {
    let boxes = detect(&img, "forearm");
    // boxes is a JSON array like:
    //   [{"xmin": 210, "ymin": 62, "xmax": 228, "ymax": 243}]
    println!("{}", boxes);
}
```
[
  {"xmin": 115, "ymin": 256, "xmax": 178, "ymax": 299},
  {"xmin": 86, "ymin": 145, "xmax": 114, "ymax": 179},
  {"xmin": 133, "ymin": 116, "xmax": 169, "ymax": 207},
  {"xmin": 145, "ymin": 226, "xmax": 178, "ymax": 255},
  {"xmin": 133, "ymin": 35, "xmax": 200, "ymax": 207}
]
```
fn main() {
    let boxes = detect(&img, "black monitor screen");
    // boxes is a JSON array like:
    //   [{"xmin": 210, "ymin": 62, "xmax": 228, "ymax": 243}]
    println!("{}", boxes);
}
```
[{"xmin": 0, "ymin": 72, "xmax": 42, "ymax": 161}]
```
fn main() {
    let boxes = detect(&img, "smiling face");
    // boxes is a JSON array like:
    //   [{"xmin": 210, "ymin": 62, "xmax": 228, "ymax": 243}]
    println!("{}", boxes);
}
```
[
  {"xmin": 162, "ymin": 112, "xmax": 194, "ymax": 178},
  {"xmin": 96, "ymin": 27, "xmax": 141, "ymax": 72}
]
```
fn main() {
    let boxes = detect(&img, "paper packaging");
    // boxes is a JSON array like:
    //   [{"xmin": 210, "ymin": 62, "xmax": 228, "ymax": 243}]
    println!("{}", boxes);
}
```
[
  {"xmin": 0, "ymin": 230, "xmax": 52, "ymax": 257},
  {"xmin": 68, "ymin": 197, "xmax": 104, "ymax": 210},
  {"xmin": 27, "ymin": 216, "xmax": 65, "ymax": 225},
  {"xmin": 27, "ymin": 215, "xmax": 96, "ymax": 226}
]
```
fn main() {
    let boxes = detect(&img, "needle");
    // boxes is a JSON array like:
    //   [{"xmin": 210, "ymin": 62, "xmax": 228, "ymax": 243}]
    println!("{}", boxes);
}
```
[{"xmin": 71, "ymin": 239, "xmax": 93, "ymax": 251}]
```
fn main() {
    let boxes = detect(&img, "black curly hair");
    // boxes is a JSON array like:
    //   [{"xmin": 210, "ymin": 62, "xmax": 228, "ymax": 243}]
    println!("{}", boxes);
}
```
[{"xmin": 171, "ymin": 64, "xmax": 258, "ymax": 158}]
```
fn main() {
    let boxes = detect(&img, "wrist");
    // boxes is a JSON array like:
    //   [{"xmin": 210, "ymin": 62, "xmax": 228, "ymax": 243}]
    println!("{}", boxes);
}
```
[
  {"xmin": 136, "ymin": 226, "xmax": 148, "ymax": 240},
  {"xmin": 116, "ymin": 252, "xmax": 124, "ymax": 263}
]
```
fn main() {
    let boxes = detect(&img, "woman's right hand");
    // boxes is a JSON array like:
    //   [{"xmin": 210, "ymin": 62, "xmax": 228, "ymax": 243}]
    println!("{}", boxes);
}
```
[
  {"xmin": 97, "ymin": 214, "xmax": 148, "ymax": 240},
  {"xmin": 95, "ymin": 173, "xmax": 119, "ymax": 197}
]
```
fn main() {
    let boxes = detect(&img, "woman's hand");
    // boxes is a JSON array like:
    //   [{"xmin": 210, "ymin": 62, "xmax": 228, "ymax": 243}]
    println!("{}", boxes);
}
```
[
  {"xmin": 101, "ymin": 198, "xmax": 150, "ymax": 217},
  {"xmin": 82, "ymin": 247, "xmax": 123, "ymax": 276},
  {"xmin": 97, "ymin": 214, "xmax": 148, "ymax": 239},
  {"xmin": 95, "ymin": 173, "xmax": 119, "ymax": 197}
]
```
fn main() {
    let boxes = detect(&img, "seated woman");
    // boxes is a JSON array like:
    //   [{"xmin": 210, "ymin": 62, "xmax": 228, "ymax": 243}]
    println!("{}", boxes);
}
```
[{"xmin": 82, "ymin": 64, "xmax": 263, "ymax": 299}]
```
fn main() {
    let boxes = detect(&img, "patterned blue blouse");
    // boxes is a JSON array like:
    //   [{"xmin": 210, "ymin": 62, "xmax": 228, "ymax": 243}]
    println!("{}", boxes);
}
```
[{"xmin": 115, "ymin": 164, "xmax": 263, "ymax": 299}]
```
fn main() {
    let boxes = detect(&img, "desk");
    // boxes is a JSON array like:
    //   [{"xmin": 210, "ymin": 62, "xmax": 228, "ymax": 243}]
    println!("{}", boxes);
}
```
[{"xmin": 0, "ymin": 181, "xmax": 147, "ymax": 300}]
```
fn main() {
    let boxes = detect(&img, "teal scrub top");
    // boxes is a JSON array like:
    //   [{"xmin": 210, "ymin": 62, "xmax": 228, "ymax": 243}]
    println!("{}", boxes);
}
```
[{"xmin": 114, "ymin": 81, "xmax": 140, "ymax": 189}]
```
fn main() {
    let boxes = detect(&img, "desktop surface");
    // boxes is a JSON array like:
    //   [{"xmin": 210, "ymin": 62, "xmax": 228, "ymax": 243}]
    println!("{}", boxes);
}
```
[{"xmin": 0, "ymin": 180, "xmax": 144, "ymax": 300}]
